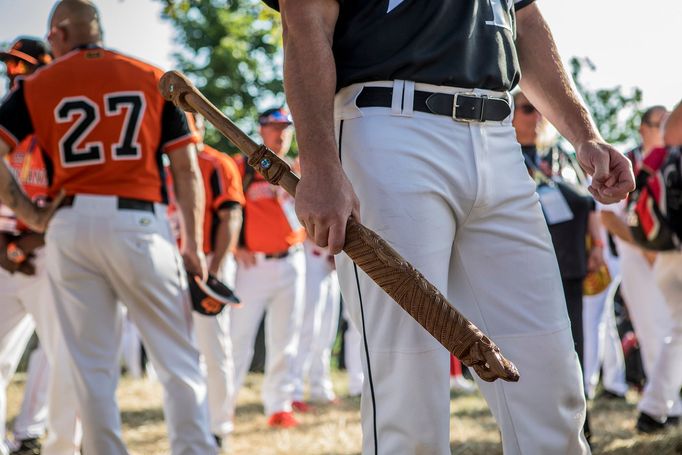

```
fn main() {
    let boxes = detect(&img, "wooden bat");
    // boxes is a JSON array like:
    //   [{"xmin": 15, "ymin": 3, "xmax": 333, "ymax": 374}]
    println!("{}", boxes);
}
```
[{"xmin": 159, "ymin": 70, "xmax": 519, "ymax": 382}]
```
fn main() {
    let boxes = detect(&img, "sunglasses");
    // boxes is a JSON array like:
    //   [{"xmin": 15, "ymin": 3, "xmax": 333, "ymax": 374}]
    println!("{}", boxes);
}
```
[
  {"xmin": 4, "ymin": 59, "xmax": 30, "ymax": 77},
  {"xmin": 517, "ymin": 104, "xmax": 537, "ymax": 115}
]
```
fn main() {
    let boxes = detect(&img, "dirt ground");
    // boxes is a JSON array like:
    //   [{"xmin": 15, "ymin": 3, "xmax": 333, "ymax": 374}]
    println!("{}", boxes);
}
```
[{"xmin": 7, "ymin": 372, "xmax": 682, "ymax": 454}]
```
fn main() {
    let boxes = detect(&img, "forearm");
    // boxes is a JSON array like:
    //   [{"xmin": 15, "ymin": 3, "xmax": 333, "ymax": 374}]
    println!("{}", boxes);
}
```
[
  {"xmin": 281, "ymin": 0, "xmax": 340, "ymax": 176},
  {"xmin": 209, "ymin": 207, "xmax": 242, "ymax": 274},
  {"xmin": 588, "ymin": 211, "xmax": 602, "ymax": 244},
  {"xmin": 600, "ymin": 211, "xmax": 634, "ymax": 244},
  {"xmin": 516, "ymin": 4, "xmax": 600, "ymax": 147},
  {"xmin": 170, "ymin": 152, "xmax": 205, "ymax": 252},
  {"xmin": 0, "ymin": 162, "xmax": 40, "ymax": 228}
]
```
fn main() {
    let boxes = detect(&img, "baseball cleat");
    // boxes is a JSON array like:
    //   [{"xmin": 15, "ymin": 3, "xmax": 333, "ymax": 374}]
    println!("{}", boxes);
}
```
[{"xmin": 267, "ymin": 411, "xmax": 299, "ymax": 429}]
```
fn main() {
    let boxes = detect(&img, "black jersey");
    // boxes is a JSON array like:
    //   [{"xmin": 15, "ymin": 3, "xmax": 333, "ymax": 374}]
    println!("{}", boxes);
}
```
[{"xmin": 263, "ymin": 0, "xmax": 534, "ymax": 92}]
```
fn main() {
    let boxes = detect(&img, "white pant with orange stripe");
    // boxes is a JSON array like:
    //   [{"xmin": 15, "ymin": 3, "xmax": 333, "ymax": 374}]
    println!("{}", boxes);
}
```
[
  {"xmin": 45, "ymin": 195, "xmax": 216, "ymax": 455},
  {"xmin": 292, "ymin": 241, "xmax": 340, "ymax": 403},
  {"xmin": 230, "ymin": 248, "xmax": 305, "ymax": 416},
  {"xmin": 0, "ymin": 250, "xmax": 81, "ymax": 455},
  {"xmin": 334, "ymin": 80, "xmax": 589, "ymax": 455},
  {"xmin": 192, "ymin": 253, "xmax": 237, "ymax": 438}
]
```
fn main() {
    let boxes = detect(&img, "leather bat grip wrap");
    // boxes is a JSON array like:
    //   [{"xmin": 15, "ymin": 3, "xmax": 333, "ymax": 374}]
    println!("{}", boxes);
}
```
[{"xmin": 159, "ymin": 70, "xmax": 519, "ymax": 382}]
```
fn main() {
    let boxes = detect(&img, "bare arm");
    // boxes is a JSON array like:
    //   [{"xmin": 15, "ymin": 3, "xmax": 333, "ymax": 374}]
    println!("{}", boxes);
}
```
[
  {"xmin": 664, "ymin": 100, "xmax": 682, "ymax": 146},
  {"xmin": 600, "ymin": 210, "xmax": 634, "ymax": 244},
  {"xmin": 586, "ymin": 210, "xmax": 605, "ymax": 272},
  {"xmin": 168, "ymin": 144, "xmax": 207, "ymax": 279},
  {"xmin": 516, "ymin": 4, "xmax": 634, "ymax": 203},
  {"xmin": 280, "ymin": 0, "xmax": 359, "ymax": 253},
  {"xmin": 208, "ymin": 206, "xmax": 242, "ymax": 276}
]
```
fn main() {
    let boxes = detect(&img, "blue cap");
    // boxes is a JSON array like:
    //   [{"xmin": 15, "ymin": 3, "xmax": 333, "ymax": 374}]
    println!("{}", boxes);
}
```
[{"xmin": 258, "ymin": 107, "xmax": 292, "ymax": 126}]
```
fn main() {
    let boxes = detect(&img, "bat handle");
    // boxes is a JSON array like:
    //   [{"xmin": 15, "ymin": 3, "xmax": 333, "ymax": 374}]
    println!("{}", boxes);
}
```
[{"xmin": 343, "ymin": 218, "xmax": 520, "ymax": 383}]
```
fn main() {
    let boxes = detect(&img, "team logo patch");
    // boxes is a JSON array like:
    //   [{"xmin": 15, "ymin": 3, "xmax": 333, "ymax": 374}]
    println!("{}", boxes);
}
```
[{"xmin": 200, "ymin": 298, "xmax": 223, "ymax": 315}]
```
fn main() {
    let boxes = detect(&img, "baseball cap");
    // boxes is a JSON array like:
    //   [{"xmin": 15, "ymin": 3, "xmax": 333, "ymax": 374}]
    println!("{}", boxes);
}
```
[
  {"xmin": 0, "ymin": 37, "xmax": 52, "ymax": 77},
  {"xmin": 1, "ymin": 37, "xmax": 52, "ymax": 66},
  {"xmin": 187, "ymin": 273, "xmax": 241, "ymax": 316},
  {"xmin": 258, "ymin": 107, "xmax": 292, "ymax": 126}
]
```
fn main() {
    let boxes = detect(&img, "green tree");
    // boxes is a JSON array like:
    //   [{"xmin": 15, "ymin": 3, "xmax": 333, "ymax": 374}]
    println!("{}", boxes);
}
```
[
  {"xmin": 569, "ymin": 57, "xmax": 643, "ymax": 146},
  {"xmin": 158, "ymin": 0, "xmax": 283, "ymax": 151}
]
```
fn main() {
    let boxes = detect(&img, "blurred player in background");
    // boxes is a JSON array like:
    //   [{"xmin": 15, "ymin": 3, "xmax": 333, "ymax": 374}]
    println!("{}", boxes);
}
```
[
  {"xmin": 0, "ymin": 36, "xmax": 81, "ymax": 455},
  {"xmin": 190, "ymin": 113, "xmax": 244, "ymax": 449},
  {"xmin": 0, "ymin": 1, "xmax": 217, "ymax": 453},
  {"xmin": 229, "ymin": 107, "xmax": 306, "ymax": 428}
]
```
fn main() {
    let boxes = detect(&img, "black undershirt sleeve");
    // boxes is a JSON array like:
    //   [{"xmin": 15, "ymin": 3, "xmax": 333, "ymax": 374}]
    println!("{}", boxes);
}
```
[
  {"xmin": 0, "ymin": 83, "xmax": 34, "ymax": 146},
  {"xmin": 218, "ymin": 201, "xmax": 241, "ymax": 211},
  {"xmin": 159, "ymin": 100, "xmax": 192, "ymax": 149}
]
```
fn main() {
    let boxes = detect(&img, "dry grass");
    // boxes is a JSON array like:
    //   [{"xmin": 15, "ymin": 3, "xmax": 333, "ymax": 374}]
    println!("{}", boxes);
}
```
[{"xmin": 7, "ymin": 372, "xmax": 682, "ymax": 454}]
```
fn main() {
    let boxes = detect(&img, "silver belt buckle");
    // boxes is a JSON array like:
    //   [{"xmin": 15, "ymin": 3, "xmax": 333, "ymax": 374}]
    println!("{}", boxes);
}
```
[{"xmin": 452, "ymin": 92, "xmax": 479, "ymax": 123}]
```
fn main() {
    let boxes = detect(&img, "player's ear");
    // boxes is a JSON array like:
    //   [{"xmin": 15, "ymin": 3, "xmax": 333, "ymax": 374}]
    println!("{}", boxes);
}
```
[{"xmin": 58, "ymin": 26, "xmax": 69, "ymax": 46}]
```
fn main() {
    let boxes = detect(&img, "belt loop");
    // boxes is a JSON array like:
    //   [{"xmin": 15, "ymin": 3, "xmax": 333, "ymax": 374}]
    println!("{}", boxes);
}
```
[
  {"xmin": 391, "ymin": 80, "xmax": 405, "ymax": 116},
  {"xmin": 402, "ymin": 81, "xmax": 415, "ymax": 117}
]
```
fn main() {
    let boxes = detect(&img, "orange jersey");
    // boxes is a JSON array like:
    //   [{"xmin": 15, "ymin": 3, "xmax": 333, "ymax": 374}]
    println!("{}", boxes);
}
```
[
  {"xmin": 0, "ymin": 135, "xmax": 49, "ymax": 233},
  {"xmin": 198, "ymin": 146, "xmax": 245, "ymax": 254},
  {"xmin": 0, "ymin": 46, "xmax": 196, "ymax": 202},
  {"xmin": 236, "ymin": 155, "xmax": 305, "ymax": 254}
]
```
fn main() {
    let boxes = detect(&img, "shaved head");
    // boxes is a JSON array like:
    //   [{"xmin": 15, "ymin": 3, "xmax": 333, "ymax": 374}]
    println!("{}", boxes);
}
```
[{"xmin": 49, "ymin": 0, "xmax": 103, "ymax": 51}]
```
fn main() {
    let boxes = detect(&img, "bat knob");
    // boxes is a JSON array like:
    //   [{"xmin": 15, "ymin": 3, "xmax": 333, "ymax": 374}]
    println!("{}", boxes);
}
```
[
  {"xmin": 460, "ymin": 337, "xmax": 520, "ymax": 383},
  {"xmin": 159, "ymin": 70, "xmax": 197, "ymax": 113}
]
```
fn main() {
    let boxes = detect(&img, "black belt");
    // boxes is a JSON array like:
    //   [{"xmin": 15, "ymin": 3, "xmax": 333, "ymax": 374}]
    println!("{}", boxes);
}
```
[
  {"xmin": 355, "ymin": 86, "xmax": 511, "ymax": 122},
  {"xmin": 59, "ymin": 195, "xmax": 155, "ymax": 213},
  {"xmin": 264, "ymin": 245, "xmax": 302, "ymax": 259}
]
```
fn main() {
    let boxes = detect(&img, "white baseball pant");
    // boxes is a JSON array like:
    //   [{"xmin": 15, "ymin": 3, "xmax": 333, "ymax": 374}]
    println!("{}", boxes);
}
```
[
  {"xmin": 638, "ymin": 251, "xmax": 682, "ymax": 420},
  {"xmin": 192, "ymin": 254, "xmax": 237, "ymax": 438},
  {"xmin": 614, "ymin": 239, "xmax": 682, "ymax": 415},
  {"xmin": 334, "ymin": 80, "xmax": 590, "ymax": 455},
  {"xmin": 292, "ymin": 241, "xmax": 340, "ymax": 403},
  {"xmin": 119, "ymin": 307, "xmax": 143, "ymax": 379},
  {"xmin": 342, "ymin": 305, "xmax": 364, "ymax": 397},
  {"xmin": 229, "ymin": 248, "xmax": 305, "ymax": 416},
  {"xmin": 13, "ymin": 346, "xmax": 48, "ymax": 441},
  {"xmin": 582, "ymin": 243, "xmax": 628, "ymax": 398},
  {"xmin": 45, "ymin": 195, "xmax": 216, "ymax": 455},
  {"xmin": 0, "ymin": 251, "xmax": 81, "ymax": 455}
]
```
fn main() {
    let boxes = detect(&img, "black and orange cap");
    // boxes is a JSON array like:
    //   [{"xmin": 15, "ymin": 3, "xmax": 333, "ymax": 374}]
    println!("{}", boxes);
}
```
[{"xmin": 0, "ymin": 37, "xmax": 52, "ymax": 67}]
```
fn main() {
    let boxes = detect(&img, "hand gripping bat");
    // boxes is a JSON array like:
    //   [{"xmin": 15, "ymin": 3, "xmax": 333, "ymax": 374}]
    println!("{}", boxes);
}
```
[{"xmin": 159, "ymin": 71, "xmax": 519, "ymax": 383}]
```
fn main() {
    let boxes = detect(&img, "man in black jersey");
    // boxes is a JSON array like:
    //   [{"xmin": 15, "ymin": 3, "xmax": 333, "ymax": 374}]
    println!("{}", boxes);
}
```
[{"xmin": 266, "ymin": 1, "xmax": 634, "ymax": 453}]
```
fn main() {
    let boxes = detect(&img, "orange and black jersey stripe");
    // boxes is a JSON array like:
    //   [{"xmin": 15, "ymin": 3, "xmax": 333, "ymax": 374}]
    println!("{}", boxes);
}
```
[
  {"xmin": 197, "ymin": 145, "xmax": 245, "ymax": 254},
  {"xmin": 0, "ymin": 46, "xmax": 195, "ymax": 203}
]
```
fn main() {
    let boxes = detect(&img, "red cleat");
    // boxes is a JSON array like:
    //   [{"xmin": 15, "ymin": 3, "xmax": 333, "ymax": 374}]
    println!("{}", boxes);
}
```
[
  {"xmin": 292, "ymin": 400, "xmax": 312, "ymax": 413},
  {"xmin": 267, "ymin": 411, "xmax": 299, "ymax": 428}
]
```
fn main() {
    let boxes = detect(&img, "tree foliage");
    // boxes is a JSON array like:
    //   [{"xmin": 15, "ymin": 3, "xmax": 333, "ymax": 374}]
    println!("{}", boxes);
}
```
[
  {"xmin": 570, "ymin": 57, "xmax": 643, "ymax": 146},
  {"xmin": 158, "ymin": 0, "xmax": 283, "ymax": 150}
]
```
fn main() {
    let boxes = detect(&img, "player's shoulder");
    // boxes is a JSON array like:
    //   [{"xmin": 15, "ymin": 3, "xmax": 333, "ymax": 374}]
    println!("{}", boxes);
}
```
[
  {"xmin": 107, "ymin": 49, "xmax": 165, "ymax": 78},
  {"xmin": 23, "ymin": 47, "xmax": 164, "ymax": 88},
  {"xmin": 20, "ymin": 48, "xmax": 82, "ymax": 85},
  {"xmin": 202, "ymin": 146, "xmax": 238, "ymax": 170}
]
